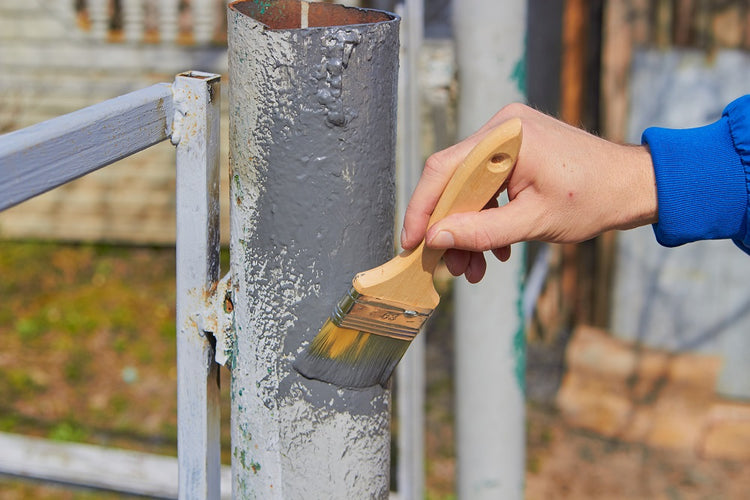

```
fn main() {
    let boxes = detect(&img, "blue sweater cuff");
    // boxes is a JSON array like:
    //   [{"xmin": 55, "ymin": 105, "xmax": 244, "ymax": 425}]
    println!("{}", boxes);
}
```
[{"xmin": 642, "ymin": 117, "xmax": 748, "ymax": 248}]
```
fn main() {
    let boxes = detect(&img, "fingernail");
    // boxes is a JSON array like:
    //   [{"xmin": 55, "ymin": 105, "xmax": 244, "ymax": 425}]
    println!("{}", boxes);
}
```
[
  {"xmin": 429, "ymin": 230, "xmax": 455, "ymax": 248},
  {"xmin": 400, "ymin": 227, "xmax": 408, "ymax": 247}
]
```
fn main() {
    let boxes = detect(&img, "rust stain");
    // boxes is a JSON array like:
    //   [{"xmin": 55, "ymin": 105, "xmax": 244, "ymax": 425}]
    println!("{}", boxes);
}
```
[
  {"xmin": 230, "ymin": 0, "xmax": 394, "ymax": 30},
  {"xmin": 224, "ymin": 291, "xmax": 234, "ymax": 313}
]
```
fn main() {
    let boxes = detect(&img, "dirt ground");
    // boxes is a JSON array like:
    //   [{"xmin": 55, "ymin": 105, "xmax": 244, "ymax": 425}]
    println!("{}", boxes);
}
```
[
  {"xmin": 524, "ymin": 405, "xmax": 750, "ymax": 500},
  {"xmin": 1, "ymin": 242, "xmax": 748, "ymax": 499}
]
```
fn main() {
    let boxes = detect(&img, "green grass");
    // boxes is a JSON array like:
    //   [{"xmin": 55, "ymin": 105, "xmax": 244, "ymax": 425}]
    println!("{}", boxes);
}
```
[{"xmin": 0, "ymin": 241, "xmax": 233, "ymax": 498}]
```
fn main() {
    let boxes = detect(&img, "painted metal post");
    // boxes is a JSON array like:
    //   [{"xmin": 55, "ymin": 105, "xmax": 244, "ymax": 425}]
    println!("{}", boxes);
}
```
[
  {"xmin": 453, "ymin": 1, "xmax": 528, "ymax": 499},
  {"xmin": 394, "ymin": 1, "xmax": 425, "ymax": 499},
  {"xmin": 173, "ymin": 71, "xmax": 223, "ymax": 500},
  {"xmin": 227, "ymin": 2, "xmax": 399, "ymax": 498}
]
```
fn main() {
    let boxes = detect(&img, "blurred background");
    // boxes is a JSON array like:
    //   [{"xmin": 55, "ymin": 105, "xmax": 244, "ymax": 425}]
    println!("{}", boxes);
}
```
[{"xmin": 3, "ymin": 0, "xmax": 750, "ymax": 498}]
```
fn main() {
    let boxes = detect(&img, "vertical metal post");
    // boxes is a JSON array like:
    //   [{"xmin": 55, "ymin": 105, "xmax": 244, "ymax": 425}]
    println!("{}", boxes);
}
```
[
  {"xmin": 173, "ymin": 71, "xmax": 223, "ymax": 500},
  {"xmin": 395, "ymin": 1, "xmax": 425, "ymax": 499},
  {"xmin": 227, "ymin": 2, "xmax": 399, "ymax": 498},
  {"xmin": 453, "ymin": 1, "xmax": 527, "ymax": 499}
]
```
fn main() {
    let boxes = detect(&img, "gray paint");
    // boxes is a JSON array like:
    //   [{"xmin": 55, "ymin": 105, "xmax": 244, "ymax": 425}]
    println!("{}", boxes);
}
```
[{"xmin": 228, "ymin": 2, "xmax": 399, "ymax": 497}]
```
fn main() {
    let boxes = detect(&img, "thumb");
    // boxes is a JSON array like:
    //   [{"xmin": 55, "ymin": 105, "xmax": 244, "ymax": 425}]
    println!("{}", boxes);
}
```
[{"xmin": 425, "ymin": 202, "xmax": 535, "ymax": 252}]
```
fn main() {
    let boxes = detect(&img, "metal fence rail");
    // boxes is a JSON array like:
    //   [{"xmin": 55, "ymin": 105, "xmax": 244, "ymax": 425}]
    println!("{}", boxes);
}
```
[
  {"xmin": 0, "ymin": 71, "xmax": 224, "ymax": 500},
  {"xmin": 0, "ymin": 82, "xmax": 174, "ymax": 211}
]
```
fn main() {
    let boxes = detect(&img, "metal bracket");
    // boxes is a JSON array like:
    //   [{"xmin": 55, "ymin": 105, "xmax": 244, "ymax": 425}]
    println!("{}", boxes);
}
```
[{"xmin": 194, "ymin": 272, "xmax": 235, "ymax": 368}]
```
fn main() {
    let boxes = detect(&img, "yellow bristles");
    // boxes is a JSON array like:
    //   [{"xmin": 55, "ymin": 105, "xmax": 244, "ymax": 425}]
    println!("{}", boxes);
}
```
[
  {"xmin": 309, "ymin": 319, "xmax": 371, "ymax": 361},
  {"xmin": 294, "ymin": 318, "xmax": 411, "ymax": 388}
]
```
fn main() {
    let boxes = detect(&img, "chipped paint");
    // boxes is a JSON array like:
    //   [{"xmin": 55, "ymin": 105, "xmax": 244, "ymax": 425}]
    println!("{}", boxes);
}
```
[
  {"xmin": 171, "ymin": 71, "xmax": 221, "ymax": 146},
  {"xmin": 192, "ymin": 273, "xmax": 236, "ymax": 368},
  {"xmin": 228, "ymin": 1, "xmax": 399, "ymax": 498}
]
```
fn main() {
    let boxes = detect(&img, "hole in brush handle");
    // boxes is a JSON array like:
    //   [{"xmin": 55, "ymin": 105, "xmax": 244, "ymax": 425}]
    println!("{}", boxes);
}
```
[{"xmin": 487, "ymin": 153, "xmax": 512, "ymax": 173}]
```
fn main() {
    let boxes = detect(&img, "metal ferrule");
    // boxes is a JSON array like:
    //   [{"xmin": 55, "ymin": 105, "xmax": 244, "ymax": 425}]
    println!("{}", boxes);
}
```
[{"xmin": 331, "ymin": 286, "xmax": 433, "ymax": 340}]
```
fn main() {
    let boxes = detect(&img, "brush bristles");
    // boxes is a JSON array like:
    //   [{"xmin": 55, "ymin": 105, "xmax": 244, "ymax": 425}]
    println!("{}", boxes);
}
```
[{"xmin": 294, "ymin": 318, "xmax": 411, "ymax": 388}]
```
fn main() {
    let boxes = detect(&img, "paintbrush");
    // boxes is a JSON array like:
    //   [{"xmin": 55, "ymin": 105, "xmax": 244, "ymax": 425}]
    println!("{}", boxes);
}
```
[{"xmin": 294, "ymin": 118, "xmax": 522, "ymax": 388}]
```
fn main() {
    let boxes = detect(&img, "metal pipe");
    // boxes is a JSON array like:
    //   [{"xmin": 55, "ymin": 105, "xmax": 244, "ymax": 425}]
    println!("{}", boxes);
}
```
[
  {"xmin": 453, "ymin": 1, "xmax": 528, "ymax": 499},
  {"xmin": 227, "ymin": 2, "xmax": 400, "ymax": 497},
  {"xmin": 394, "ymin": 1, "xmax": 425, "ymax": 499}
]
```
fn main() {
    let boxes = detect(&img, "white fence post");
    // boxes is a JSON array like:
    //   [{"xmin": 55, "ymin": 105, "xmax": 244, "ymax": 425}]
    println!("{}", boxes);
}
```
[
  {"xmin": 395, "ymin": 1, "xmax": 425, "ymax": 499},
  {"xmin": 173, "ymin": 71, "xmax": 223, "ymax": 500},
  {"xmin": 453, "ymin": 1, "xmax": 528, "ymax": 499}
]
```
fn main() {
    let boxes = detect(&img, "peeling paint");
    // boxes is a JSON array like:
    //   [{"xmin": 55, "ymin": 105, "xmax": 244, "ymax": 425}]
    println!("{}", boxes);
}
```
[{"xmin": 169, "ymin": 86, "xmax": 188, "ymax": 145}]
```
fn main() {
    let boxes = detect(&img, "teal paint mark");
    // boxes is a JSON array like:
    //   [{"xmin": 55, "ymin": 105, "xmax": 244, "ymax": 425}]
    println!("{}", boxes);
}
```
[
  {"xmin": 253, "ymin": 0, "xmax": 272, "ymax": 14},
  {"xmin": 237, "ymin": 449, "xmax": 261, "ymax": 474},
  {"xmin": 510, "ymin": 56, "xmax": 527, "ymax": 96},
  {"xmin": 510, "ymin": 35, "xmax": 528, "ymax": 96},
  {"xmin": 513, "ymin": 243, "xmax": 527, "ymax": 394}
]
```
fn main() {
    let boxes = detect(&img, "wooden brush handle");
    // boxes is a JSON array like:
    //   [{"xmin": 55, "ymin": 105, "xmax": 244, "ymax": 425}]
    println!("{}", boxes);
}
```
[
  {"xmin": 423, "ymin": 117, "xmax": 522, "ymax": 258},
  {"xmin": 354, "ymin": 118, "xmax": 522, "ymax": 309}
]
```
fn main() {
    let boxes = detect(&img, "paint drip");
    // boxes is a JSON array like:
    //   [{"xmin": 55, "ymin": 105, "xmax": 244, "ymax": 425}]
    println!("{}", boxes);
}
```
[{"xmin": 316, "ymin": 29, "xmax": 362, "ymax": 127}]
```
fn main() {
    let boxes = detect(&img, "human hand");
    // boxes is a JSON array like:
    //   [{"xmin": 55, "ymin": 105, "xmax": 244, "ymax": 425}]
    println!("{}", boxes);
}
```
[{"xmin": 400, "ymin": 103, "xmax": 658, "ymax": 283}]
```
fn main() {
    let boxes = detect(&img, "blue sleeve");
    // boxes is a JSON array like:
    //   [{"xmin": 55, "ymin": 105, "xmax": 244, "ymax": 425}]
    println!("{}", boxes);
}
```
[{"xmin": 641, "ymin": 95, "xmax": 750, "ymax": 254}]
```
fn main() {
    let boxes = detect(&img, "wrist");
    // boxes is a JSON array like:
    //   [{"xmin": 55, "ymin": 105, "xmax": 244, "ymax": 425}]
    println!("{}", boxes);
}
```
[
  {"xmin": 627, "ymin": 144, "xmax": 658, "ymax": 228},
  {"xmin": 605, "ymin": 144, "xmax": 658, "ymax": 232}
]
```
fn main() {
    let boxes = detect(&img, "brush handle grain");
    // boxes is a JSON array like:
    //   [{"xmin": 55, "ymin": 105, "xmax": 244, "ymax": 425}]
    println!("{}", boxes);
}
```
[{"xmin": 354, "ymin": 118, "xmax": 522, "ymax": 309}]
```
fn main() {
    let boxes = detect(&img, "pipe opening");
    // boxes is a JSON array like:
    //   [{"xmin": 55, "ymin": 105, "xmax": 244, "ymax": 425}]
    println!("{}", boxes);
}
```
[{"xmin": 229, "ymin": 0, "xmax": 395, "ymax": 30}]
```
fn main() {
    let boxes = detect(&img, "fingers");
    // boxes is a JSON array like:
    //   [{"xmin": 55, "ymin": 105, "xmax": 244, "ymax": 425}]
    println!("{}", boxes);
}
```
[
  {"xmin": 464, "ymin": 252, "xmax": 487, "ymax": 283},
  {"xmin": 443, "ymin": 248, "xmax": 470, "ymax": 276},
  {"xmin": 425, "ymin": 201, "xmax": 536, "ymax": 253},
  {"xmin": 443, "ymin": 249, "xmax": 488, "ymax": 283},
  {"xmin": 491, "ymin": 246, "xmax": 512, "ymax": 262},
  {"xmin": 401, "ymin": 151, "xmax": 459, "ymax": 249},
  {"xmin": 401, "ymin": 135, "xmax": 491, "ymax": 250}
]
